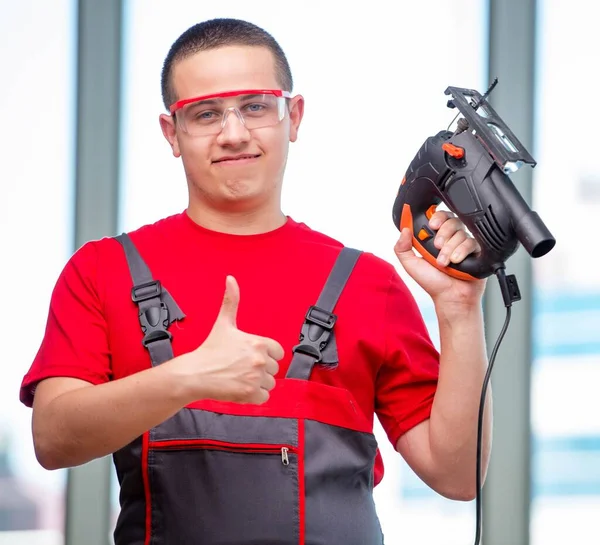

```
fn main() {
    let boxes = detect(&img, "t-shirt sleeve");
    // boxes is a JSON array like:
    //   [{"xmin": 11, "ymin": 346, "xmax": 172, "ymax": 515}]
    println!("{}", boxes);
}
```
[
  {"xmin": 19, "ymin": 240, "xmax": 112, "ymax": 408},
  {"xmin": 375, "ymin": 267, "xmax": 440, "ymax": 448}
]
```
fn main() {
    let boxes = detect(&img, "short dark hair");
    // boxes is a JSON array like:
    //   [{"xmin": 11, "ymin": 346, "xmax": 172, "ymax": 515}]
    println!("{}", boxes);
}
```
[{"xmin": 160, "ymin": 18, "xmax": 294, "ymax": 110}]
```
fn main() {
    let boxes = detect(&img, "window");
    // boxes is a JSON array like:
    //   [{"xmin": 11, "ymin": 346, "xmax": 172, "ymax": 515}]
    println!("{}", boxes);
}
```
[
  {"xmin": 115, "ymin": 2, "xmax": 487, "ymax": 542},
  {"xmin": 530, "ymin": 1, "xmax": 600, "ymax": 543},
  {"xmin": 0, "ymin": 1, "xmax": 76, "ymax": 544}
]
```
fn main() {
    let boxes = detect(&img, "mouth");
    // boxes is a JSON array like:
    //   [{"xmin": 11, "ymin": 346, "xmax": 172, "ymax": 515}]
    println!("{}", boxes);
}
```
[{"xmin": 212, "ymin": 154, "xmax": 261, "ymax": 165}]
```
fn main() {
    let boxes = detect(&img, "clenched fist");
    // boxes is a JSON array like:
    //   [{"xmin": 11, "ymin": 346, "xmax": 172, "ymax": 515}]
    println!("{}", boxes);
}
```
[{"xmin": 175, "ymin": 276, "xmax": 284, "ymax": 405}]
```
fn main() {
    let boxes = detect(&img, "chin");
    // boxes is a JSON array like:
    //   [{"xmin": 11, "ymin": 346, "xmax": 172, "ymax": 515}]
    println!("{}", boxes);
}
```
[
  {"xmin": 223, "ymin": 177, "xmax": 252, "ymax": 195},
  {"xmin": 218, "ymin": 180, "xmax": 268, "ymax": 208},
  {"xmin": 190, "ymin": 172, "xmax": 278, "ymax": 209}
]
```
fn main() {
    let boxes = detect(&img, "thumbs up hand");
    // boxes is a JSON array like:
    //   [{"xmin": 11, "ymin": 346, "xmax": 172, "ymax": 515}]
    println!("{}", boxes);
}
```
[{"xmin": 175, "ymin": 276, "xmax": 285, "ymax": 405}]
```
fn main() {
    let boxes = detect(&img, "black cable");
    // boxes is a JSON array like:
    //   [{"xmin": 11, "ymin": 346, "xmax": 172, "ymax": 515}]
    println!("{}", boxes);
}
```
[{"xmin": 473, "ymin": 267, "xmax": 515, "ymax": 545}]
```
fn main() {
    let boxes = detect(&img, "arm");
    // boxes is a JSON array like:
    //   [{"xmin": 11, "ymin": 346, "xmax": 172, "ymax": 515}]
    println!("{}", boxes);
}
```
[
  {"xmin": 395, "ymin": 302, "xmax": 491, "ymax": 500},
  {"xmin": 28, "ymin": 267, "xmax": 282, "ymax": 470},
  {"xmin": 392, "ymin": 211, "xmax": 492, "ymax": 500},
  {"xmin": 32, "ymin": 364, "xmax": 193, "ymax": 470}
]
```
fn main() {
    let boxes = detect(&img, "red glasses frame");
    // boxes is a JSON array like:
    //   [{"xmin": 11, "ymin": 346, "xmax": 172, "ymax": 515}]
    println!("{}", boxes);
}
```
[{"xmin": 169, "ymin": 89, "xmax": 292, "ymax": 115}]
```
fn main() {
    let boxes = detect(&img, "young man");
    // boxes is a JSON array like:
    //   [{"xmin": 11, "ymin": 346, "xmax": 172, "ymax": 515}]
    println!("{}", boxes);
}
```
[{"xmin": 20, "ymin": 18, "xmax": 491, "ymax": 544}]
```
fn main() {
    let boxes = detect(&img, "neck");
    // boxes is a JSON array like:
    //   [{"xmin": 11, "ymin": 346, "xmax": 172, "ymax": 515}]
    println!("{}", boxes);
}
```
[{"xmin": 186, "ymin": 200, "xmax": 287, "ymax": 235}]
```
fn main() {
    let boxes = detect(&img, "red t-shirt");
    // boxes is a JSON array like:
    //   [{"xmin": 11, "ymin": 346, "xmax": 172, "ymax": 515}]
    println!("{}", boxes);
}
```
[{"xmin": 20, "ymin": 212, "xmax": 439, "ymax": 461}]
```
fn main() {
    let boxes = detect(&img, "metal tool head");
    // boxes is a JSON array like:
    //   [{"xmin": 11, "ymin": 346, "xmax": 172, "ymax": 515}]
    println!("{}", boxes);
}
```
[{"xmin": 444, "ymin": 85, "xmax": 536, "ymax": 173}]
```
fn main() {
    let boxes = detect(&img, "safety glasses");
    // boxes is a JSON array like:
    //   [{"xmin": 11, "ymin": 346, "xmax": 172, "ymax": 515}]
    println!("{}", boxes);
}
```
[{"xmin": 169, "ymin": 89, "xmax": 291, "ymax": 136}]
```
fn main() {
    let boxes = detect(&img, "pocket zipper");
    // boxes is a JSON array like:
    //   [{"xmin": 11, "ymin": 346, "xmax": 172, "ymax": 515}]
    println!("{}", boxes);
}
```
[{"xmin": 149, "ymin": 439, "xmax": 296, "ymax": 466}]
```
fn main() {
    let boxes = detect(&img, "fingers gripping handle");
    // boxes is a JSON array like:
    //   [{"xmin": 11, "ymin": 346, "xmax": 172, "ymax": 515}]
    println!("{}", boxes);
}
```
[{"xmin": 399, "ymin": 203, "xmax": 482, "ymax": 281}]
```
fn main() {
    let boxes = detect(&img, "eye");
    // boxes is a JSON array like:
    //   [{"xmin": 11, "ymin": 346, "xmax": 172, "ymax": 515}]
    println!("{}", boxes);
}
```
[
  {"xmin": 195, "ymin": 110, "xmax": 217, "ymax": 119},
  {"xmin": 187, "ymin": 108, "xmax": 220, "ymax": 125},
  {"xmin": 244, "ymin": 103, "xmax": 266, "ymax": 112}
]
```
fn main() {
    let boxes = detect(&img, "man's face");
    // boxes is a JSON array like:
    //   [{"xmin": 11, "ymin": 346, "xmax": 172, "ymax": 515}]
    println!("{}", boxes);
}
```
[{"xmin": 160, "ymin": 46, "xmax": 304, "ymax": 212}]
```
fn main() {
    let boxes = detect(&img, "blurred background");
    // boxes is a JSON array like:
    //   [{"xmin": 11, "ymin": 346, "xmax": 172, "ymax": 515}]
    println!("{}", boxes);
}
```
[{"xmin": 1, "ymin": 0, "xmax": 598, "ymax": 544}]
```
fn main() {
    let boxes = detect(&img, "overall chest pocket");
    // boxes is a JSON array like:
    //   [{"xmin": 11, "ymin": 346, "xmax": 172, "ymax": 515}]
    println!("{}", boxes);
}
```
[{"xmin": 146, "ymin": 421, "xmax": 300, "ymax": 545}]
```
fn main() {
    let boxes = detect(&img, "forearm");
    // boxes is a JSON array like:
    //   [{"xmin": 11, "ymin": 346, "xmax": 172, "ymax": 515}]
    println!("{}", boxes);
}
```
[
  {"xmin": 33, "ymin": 357, "xmax": 193, "ymax": 470},
  {"xmin": 428, "ymin": 302, "xmax": 493, "ymax": 495}
]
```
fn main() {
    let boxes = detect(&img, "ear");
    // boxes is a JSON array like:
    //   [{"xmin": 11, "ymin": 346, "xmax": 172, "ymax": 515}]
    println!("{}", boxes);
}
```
[
  {"xmin": 288, "ymin": 95, "xmax": 305, "ymax": 143},
  {"xmin": 159, "ymin": 113, "xmax": 181, "ymax": 157}
]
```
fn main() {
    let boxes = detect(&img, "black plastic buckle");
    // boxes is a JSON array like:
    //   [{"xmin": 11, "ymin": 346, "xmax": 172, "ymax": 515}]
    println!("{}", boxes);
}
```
[
  {"xmin": 292, "ymin": 306, "xmax": 337, "ymax": 362},
  {"xmin": 305, "ymin": 305, "xmax": 337, "ymax": 329},
  {"xmin": 139, "ymin": 303, "xmax": 172, "ymax": 347},
  {"xmin": 291, "ymin": 342, "xmax": 323, "ymax": 361},
  {"xmin": 131, "ymin": 280, "xmax": 162, "ymax": 303}
]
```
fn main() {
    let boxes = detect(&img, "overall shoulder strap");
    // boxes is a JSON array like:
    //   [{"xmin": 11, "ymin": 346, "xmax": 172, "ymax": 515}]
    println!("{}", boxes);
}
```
[
  {"xmin": 286, "ymin": 247, "xmax": 362, "ymax": 380},
  {"xmin": 115, "ymin": 233, "xmax": 185, "ymax": 366}
]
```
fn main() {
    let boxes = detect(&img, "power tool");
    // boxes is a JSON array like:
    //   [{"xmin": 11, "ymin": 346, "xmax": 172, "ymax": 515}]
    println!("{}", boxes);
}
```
[
  {"xmin": 392, "ymin": 80, "xmax": 556, "ymax": 545},
  {"xmin": 393, "ymin": 80, "xmax": 555, "ymax": 282}
]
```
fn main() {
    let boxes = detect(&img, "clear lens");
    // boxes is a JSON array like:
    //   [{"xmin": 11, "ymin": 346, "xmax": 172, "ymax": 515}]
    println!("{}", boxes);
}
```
[{"xmin": 176, "ymin": 94, "xmax": 287, "ymax": 136}]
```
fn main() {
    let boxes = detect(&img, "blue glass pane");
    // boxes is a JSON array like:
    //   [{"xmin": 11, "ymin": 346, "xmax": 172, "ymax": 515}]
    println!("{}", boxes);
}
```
[{"xmin": 531, "ymin": 0, "xmax": 600, "ymax": 543}]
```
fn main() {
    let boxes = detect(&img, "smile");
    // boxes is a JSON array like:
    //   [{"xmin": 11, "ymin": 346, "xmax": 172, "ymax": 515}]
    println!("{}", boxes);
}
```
[{"xmin": 212, "ymin": 154, "xmax": 261, "ymax": 165}]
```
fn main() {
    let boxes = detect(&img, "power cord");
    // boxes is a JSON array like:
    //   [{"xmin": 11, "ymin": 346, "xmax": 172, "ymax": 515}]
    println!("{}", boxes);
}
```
[{"xmin": 473, "ymin": 266, "xmax": 521, "ymax": 545}]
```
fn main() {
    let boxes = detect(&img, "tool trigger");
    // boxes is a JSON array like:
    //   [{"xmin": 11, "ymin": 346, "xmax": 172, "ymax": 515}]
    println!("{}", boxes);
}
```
[{"xmin": 442, "ymin": 142, "xmax": 465, "ymax": 159}]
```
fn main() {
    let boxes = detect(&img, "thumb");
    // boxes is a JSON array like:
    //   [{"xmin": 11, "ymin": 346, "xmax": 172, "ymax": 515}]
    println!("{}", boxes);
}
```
[
  {"xmin": 216, "ymin": 275, "xmax": 240, "ymax": 327},
  {"xmin": 394, "ymin": 228, "xmax": 420, "ymax": 270},
  {"xmin": 394, "ymin": 228, "xmax": 415, "ymax": 257}
]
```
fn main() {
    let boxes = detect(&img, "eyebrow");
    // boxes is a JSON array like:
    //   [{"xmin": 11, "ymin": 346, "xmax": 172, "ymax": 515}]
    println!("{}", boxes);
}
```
[
  {"xmin": 194, "ymin": 94, "xmax": 265, "ymax": 105},
  {"xmin": 192, "ymin": 98, "xmax": 220, "ymax": 106}
]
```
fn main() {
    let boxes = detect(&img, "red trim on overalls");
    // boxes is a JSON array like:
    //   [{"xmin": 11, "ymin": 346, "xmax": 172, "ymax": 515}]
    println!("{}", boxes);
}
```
[
  {"xmin": 142, "ymin": 431, "xmax": 151, "ymax": 545},
  {"xmin": 298, "ymin": 418, "xmax": 306, "ymax": 545},
  {"xmin": 148, "ymin": 438, "xmax": 296, "ymax": 454}
]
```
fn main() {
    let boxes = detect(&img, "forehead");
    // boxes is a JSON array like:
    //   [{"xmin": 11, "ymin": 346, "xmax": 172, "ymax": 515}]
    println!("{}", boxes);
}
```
[{"xmin": 171, "ymin": 45, "xmax": 280, "ymax": 101}]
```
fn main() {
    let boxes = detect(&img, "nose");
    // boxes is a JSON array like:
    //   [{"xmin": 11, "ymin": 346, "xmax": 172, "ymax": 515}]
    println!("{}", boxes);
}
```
[{"xmin": 216, "ymin": 107, "xmax": 251, "ymax": 146}]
